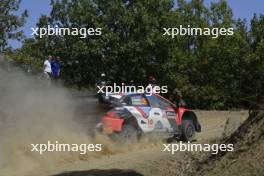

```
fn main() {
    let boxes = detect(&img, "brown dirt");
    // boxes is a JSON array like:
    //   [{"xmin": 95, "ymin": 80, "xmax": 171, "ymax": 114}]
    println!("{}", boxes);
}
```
[
  {"xmin": 43, "ymin": 110, "xmax": 249, "ymax": 176},
  {"xmin": 186, "ymin": 110, "xmax": 264, "ymax": 176}
]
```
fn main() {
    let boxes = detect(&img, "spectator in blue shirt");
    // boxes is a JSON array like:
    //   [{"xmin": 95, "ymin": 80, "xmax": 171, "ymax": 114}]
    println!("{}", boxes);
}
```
[{"xmin": 51, "ymin": 56, "xmax": 61, "ymax": 80}]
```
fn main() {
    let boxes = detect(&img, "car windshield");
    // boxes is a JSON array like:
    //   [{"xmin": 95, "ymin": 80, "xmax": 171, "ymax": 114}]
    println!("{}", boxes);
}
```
[{"xmin": 147, "ymin": 95, "xmax": 174, "ymax": 109}]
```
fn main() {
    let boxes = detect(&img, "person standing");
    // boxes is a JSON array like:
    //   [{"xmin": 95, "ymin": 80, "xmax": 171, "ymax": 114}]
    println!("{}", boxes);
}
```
[
  {"xmin": 43, "ymin": 55, "xmax": 52, "ymax": 79},
  {"xmin": 146, "ymin": 76, "xmax": 159, "ymax": 94},
  {"xmin": 51, "ymin": 56, "xmax": 61, "ymax": 81},
  {"xmin": 172, "ymin": 88, "xmax": 186, "ymax": 107}
]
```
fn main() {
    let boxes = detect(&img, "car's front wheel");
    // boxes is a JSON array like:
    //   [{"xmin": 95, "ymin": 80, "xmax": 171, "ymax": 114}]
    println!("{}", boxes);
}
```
[{"xmin": 181, "ymin": 119, "xmax": 195, "ymax": 141}]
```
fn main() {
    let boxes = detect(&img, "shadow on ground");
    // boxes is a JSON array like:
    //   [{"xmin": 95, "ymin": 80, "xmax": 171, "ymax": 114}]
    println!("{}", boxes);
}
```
[{"xmin": 51, "ymin": 169, "xmax": 144, "ymax": 176}]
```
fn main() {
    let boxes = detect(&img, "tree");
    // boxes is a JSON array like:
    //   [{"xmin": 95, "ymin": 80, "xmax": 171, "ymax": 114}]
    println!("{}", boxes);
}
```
[
  {"xmin": 0, "ymin": 0, "xmax": 27, "ymax": 51},
  {"xmin": 12, "ymin": 0, "xmax": 264, "ymax": 109}
]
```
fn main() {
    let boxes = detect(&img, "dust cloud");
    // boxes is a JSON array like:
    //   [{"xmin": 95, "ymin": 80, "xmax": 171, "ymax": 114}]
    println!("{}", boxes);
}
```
[
  {"xmin": 0, "ymin": 66, "xmax": 100, "ymax": 176},
  {"xmin": 0, "ymin": 63, "xmax": 163, "ymax": 176}
]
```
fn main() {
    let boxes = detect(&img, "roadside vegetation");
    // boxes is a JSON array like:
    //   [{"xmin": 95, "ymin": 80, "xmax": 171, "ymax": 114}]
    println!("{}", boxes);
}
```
[{"xmin": 1, "ymin": 0, "xmax": 263, "ymax": 109}]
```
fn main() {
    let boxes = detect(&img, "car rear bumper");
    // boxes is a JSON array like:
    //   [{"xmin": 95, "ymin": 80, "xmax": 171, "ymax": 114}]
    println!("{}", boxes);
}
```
[{"xmin": 96, "ymin": 118, "xmax": 124, "ymax": 134}]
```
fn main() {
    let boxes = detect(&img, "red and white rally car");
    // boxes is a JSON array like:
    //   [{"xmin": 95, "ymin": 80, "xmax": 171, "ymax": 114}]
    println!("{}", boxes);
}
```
[{"xmin": 96, "ymin": 93, "xmax": 201, "ymax": 142}]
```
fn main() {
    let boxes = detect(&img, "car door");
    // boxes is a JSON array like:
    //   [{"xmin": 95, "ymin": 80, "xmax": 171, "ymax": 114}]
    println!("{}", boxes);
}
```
[
  {"xmin": 146, "ymin": 95, "xmax": 170, "ymax": 132},
  {"xmin": 124, "ymin": 94, "xmax": 155, "ymax": 132},
  {"xmin": 153, "ymin": 95, "xmax": 177, "ymax": 132}
]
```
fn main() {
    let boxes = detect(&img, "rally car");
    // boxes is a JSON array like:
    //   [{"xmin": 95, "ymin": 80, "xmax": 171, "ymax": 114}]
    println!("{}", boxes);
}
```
[{"xmin": 96, "ymin": 93, "xmax": 201, "ymax": 142}]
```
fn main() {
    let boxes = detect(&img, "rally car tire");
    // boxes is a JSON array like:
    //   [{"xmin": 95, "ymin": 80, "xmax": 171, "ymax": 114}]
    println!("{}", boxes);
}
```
[
  {"xmin": 119, "ymin": 125, "xmax": 139, "ymax": 144},
  {"xmin": 181, "ymin": 119, "xmax": 195, "ymax": 141}
]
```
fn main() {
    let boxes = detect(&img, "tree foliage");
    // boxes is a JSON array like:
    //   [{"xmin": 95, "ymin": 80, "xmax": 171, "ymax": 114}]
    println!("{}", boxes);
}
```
[
  {"xmin": 0, "ymin": 0, "xmax": 27, "ymax": 51},
  {"xmin": 4, "ymin": 0, "xmax": 264, "ymax": 109}
]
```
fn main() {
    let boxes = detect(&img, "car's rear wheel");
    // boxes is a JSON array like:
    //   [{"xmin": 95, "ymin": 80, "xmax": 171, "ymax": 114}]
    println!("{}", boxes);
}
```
[
  {"xmin": 181, "ymin": 119, "xmax": 195, "ymax": 141},
  {"xmin": 118, "ymin": 125, "xmax": 139, "ymax": 144}
]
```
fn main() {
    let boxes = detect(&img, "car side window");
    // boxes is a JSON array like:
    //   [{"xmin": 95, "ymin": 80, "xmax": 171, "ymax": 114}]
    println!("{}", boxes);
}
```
[
  {"xmin": 124, "ymin": 94, "xmax": 149, "ymax": 106},
  {"xmin": 147, "ymin": 95, "xmax": 160, "ymax": 108}
]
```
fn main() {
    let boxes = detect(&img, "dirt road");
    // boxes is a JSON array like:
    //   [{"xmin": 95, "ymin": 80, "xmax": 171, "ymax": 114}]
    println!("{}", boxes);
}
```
[
  {"xmin": 43, "ymin": 96, "xmax": 248, "ymax": 176},
  {"xmin": 0, "ymin": 90, "xmax": 248, "ymax": 176}
]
